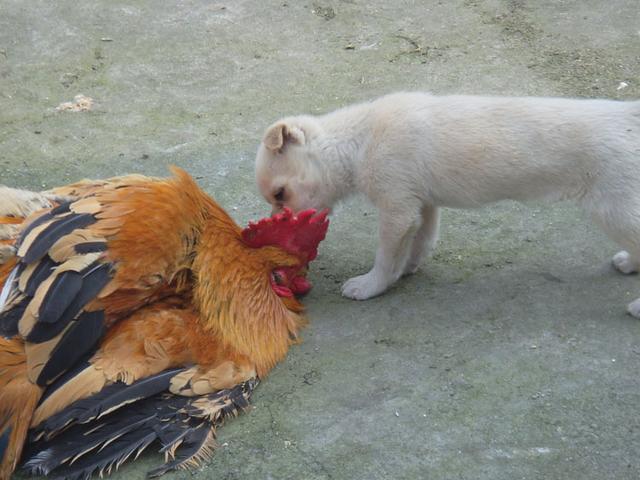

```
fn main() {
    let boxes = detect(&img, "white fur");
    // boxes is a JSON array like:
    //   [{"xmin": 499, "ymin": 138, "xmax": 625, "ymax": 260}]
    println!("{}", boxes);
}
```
[{"xmin": 255, "ymin": 92, "xmax": 640, "ymax": 316}]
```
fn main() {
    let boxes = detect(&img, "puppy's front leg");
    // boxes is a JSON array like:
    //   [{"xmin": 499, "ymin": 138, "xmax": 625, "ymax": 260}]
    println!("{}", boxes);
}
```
[{"xmin": 342, "ymin": 209, "xmax": 420, "ymax": 300}]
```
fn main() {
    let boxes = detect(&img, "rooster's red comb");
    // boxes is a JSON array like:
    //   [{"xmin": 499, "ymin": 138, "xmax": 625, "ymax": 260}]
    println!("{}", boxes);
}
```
[{"xmin": 242, "ymin": 208, "xmax": 329, "ymax": 261}]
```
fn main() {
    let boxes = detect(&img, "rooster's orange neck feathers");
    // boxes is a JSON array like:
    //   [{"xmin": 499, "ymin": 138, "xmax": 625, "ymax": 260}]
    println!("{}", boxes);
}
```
[{"xmin": 191, "ymin": 194, "xmax": 305, "ymax": 377}]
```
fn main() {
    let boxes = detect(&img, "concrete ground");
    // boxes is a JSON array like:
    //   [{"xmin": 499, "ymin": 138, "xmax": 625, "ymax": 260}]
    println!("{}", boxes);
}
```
[{"xmin": 2, "ymin": 1, "xmax": 640, "ymax": 479}]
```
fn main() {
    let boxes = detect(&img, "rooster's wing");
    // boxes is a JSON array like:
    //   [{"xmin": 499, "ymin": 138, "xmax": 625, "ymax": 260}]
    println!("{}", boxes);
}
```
[{"xmin": 0, "ymin": 169, "xmax": 214, "ymax": 387}]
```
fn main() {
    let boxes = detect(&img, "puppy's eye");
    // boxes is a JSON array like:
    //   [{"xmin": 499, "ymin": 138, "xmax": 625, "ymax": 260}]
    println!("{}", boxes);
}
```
[{"xmin": 273, "ymin": 187, "xmax": 285, "ymax": 202}]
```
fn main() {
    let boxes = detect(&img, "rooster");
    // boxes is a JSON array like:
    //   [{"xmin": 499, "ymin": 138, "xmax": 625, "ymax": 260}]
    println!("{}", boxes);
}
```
[{"xmin": 0, "ymin": 167, "xmax": 328, "ymax": 479}]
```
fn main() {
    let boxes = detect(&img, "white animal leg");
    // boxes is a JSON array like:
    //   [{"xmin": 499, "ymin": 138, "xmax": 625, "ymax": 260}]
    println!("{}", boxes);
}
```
[
  {"xmin": 588, "ymin": 198, "xmax": 640, "ymax": 317},
  {"xmin": 342, "ymin": 208, "xmax": 420, "ymax": 300}
]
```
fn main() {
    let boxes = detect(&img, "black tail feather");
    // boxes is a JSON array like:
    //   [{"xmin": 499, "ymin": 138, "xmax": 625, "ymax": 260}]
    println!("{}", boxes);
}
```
[
  {"xmin": 23, "ymin": 376, "xmax": 259, "ymax": 479},
  {"xmin": 0, "ymin": 295, "xmax": 28, "ymax": 338},
  {"xmin": 37, "ymin": 271, "xmax": 84, "ymax": 325},
  {"xmin": 39, "ymin": 357, "xmax": 92, "ymax": 405},
  {"xmin": 24, "ymin": 411, "xmax": 160, "ymax": 476},
  {"xmin": 34, "ymin": 368, "xmax": 185, "ymax": 440},
  {"xmin": 26, "ymin": 263, "xmax": 112, "ymax": 344},
  {"xmin": 16, "ymin": 211, "xmax": 56, "ymax": 249},
  {"xmin": 147, "ymin": 424, "xmax": 212, "ymax": 478},
  {"xmin": 22, "ymin": 213, "xmax": 96, "ymax": 264},
  {"xmin": 35, "ymin": 311, "xmax": 106, "ymax": 386},
  {"xmin": 49, "ymin": 202, "xmax": 72, "ymax": 217},
  {"xmin": 74, "ymin": 242, "xmax": 107, "ymax": 255},
  {"xmin": 48, "ymin": 428, "xmax": 157, "ymax": 480},
  {"xmin": 24, "ymin": 256, "xmax": 58, "ymax": 296}
]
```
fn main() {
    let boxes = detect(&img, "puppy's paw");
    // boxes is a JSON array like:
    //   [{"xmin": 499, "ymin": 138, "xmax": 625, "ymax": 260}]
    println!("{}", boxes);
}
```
[
  {"xmin": 627, "ymin": 298, "xmax": 640, "ymax": 318},
  {"xmin": 341, "ymin": 272, "xmax": 388, "ymax": 300},
  {"xmin": 612, "ymin": 250, "xmax": 639, "ymax": 275}
]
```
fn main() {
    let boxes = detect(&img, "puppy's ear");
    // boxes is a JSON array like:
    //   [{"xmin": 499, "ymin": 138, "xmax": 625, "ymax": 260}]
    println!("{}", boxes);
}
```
[{"xmin": 263, "ymin": 122, "xmax": 305, "ymax": 153}]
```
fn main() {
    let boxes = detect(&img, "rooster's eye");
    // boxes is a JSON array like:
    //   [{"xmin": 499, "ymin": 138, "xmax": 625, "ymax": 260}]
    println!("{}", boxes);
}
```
[
  {"xmin": 273, "ymin": 187, "xmax": 285, "ymax": 202},
  {"xmin": 272, "ymin": 271, "xmax": 285, "ymax": 285}
]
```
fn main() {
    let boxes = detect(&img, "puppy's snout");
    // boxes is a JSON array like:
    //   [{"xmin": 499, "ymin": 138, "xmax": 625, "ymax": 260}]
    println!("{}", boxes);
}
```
[{"xmin": 271, "ymin": 205, "xmax": 283, "ymax": 215}]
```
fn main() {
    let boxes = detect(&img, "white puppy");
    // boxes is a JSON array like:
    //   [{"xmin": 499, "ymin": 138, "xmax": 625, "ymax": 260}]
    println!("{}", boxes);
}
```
[{"xmin": 255, "ymin": 92, "xmax": 640, "ymax": 316}]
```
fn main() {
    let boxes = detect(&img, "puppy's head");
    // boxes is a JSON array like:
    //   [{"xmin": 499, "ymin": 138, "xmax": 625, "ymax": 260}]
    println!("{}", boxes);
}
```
[{"xmin": 256, "ymin": 116, "xmax": 329, "ymax": 214}]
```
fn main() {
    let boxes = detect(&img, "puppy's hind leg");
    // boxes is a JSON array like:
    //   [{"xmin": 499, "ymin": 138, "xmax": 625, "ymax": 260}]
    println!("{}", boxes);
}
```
[
  {"xmin": 589, "ymin": 198, "xmax": 640, "ymax": 317},
  {"xmin": 342, "ymin": 206, "xmax": 422, "ymax": 300},
  {"xmin": 403, "ymin": 205, "xmax": 440, "ymax": 276}
]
